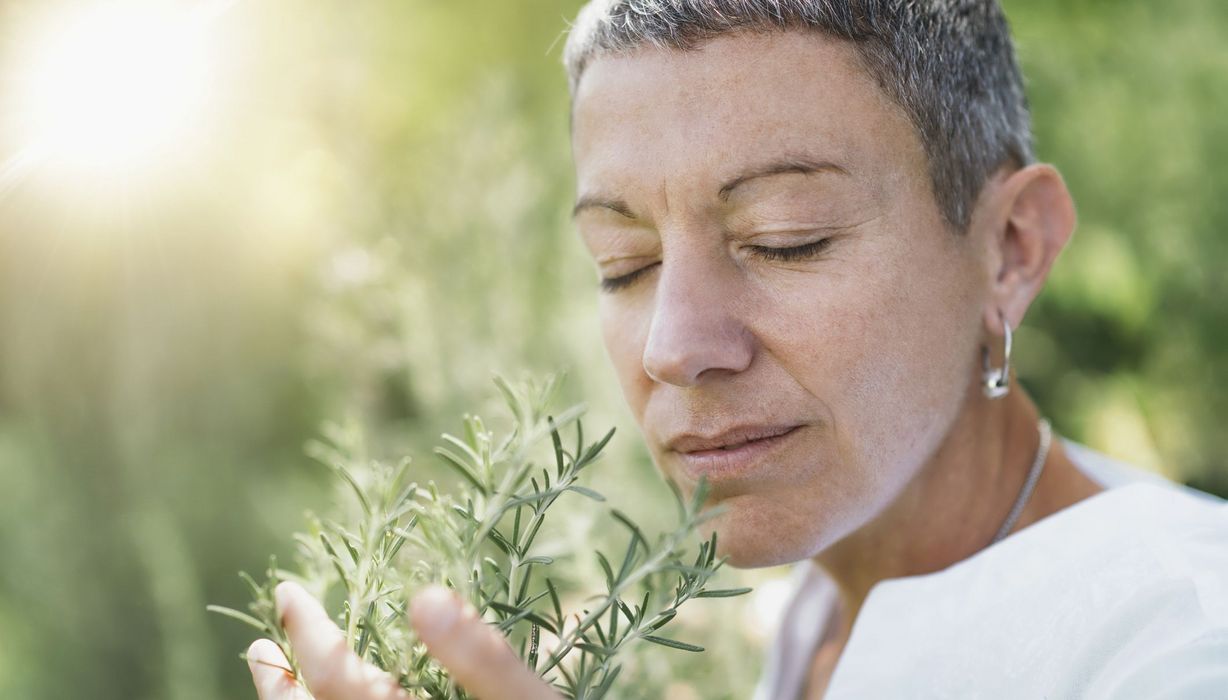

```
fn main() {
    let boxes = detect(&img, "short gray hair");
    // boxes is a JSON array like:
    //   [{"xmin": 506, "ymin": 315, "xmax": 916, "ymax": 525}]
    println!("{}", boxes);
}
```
[{"xmin": 563, "ymin": 0, "xmax": 1035, "ymax": 231}]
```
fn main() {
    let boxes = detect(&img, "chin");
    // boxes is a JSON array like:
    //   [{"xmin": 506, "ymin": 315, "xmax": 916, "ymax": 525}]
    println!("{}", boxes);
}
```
[{"xmin": 699, "ymin": 494, "xmax": 826, "ymax": 569}]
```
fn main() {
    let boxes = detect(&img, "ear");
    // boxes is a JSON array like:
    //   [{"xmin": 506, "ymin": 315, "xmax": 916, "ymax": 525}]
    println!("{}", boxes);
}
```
[{"xmin": 976, "ymin": 163, "xmax": 1076, "ymax": 335}]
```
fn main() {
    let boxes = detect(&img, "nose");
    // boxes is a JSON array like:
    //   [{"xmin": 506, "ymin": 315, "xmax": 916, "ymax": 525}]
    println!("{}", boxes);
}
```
[{"xmin": 641, "ymin": 257, "xmax": 756, "ymax": 387}]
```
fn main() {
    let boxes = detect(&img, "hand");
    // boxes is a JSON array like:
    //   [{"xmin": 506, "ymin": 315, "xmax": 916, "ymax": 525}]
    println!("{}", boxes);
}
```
[{"xmin": 246, "ymin": 581, "xmax": 563, "ymax": 700}]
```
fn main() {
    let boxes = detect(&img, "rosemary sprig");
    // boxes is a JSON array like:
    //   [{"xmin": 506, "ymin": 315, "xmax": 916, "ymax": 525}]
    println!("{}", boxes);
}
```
[{"xmin": 210, "ymin": 374, "xmax": 751, "ymax": 699}]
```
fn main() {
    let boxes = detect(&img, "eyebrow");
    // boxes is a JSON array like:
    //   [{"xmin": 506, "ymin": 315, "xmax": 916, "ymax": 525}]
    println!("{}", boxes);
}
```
[
  {"xmin": 572, "ymin": 195, "xmax": 637, "ymax": 220},
  {"xmin": 717, "ymin": 157, "xmax": 848, "ymax": 201},
  {"xmin": 571, "ymin": 155, "xmax": 848, "ymax": 220}
]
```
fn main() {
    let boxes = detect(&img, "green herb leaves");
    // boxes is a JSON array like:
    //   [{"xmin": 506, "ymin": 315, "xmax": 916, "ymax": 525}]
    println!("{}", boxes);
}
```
[{"xmin": 210, "ymin": 374, "xmax": 751, "ymax": 699}]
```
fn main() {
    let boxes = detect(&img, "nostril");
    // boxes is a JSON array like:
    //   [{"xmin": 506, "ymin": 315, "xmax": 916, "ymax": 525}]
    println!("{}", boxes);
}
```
[
  {"xmin": 642, "ymin": 325, "xmax": 757, "ymax": 386},
  {"xmin": 640, "ymin": 268, "xmax": 757, "ymax": 386}
]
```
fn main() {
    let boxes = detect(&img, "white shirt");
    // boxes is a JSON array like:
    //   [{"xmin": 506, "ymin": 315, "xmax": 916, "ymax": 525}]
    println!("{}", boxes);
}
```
[{"xmin": 752, "ymin": 440, "xmax": 1228, "ymax": 699}]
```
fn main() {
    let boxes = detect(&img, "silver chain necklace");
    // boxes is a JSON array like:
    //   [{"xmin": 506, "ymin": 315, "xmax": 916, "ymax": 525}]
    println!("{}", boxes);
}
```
[{"xmin": 988, "ymin": 418, "xmax": 1052, "ymax": 545}]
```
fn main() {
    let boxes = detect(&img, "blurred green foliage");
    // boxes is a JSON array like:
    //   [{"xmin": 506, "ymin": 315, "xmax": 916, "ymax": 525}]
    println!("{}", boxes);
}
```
[{"xmin": 0, "ymin": 1, "xmax": 1223, "ymax": 698}]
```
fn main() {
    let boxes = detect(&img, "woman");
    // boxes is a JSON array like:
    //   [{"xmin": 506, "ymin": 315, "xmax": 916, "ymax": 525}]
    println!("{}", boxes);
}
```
[{"xmin": 247, "ymin": 1, "xmax": 1228, "ymax": 698}]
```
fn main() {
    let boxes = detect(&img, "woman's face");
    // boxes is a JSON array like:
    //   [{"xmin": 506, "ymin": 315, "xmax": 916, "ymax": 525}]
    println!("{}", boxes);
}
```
[{"xmin": 571, "ymin": 31, "xmax": 992, "ymax": 568}]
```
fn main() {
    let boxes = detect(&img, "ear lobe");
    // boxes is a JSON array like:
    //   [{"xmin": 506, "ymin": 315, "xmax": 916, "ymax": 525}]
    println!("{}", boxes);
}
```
[{"xmin": 986, "ymin": 163, "xmax": 1076, "ymax": 332}]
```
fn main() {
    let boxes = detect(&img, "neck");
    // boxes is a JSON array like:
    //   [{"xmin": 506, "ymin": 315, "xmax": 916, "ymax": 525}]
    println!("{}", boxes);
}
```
[{"xmin": 813, "ymin": 384, "xmax": 1104, "ymax": 630}]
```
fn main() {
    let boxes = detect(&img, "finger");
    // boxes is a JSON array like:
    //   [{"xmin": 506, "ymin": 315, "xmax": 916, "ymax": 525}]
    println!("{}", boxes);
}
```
[
  {"xmin": 247, "ymin": 639, "xmax": 311, "ymax": 700},
  {"xmin": 409, "ymin": 585, "xmax": 560, "ymax": 700},
  {"xmin": 275, "ymin": 581, "xmax": 415, "ymax": 700}
]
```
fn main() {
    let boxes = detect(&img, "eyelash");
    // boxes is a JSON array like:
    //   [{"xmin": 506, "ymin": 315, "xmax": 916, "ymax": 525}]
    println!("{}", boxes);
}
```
[
  {"xmin": 599, "ymin": 238, "xmax": 832, "ymax": 293},
  {"xmin": 748, "ymin": 237, "xmax": 833, "ymax": 262}
]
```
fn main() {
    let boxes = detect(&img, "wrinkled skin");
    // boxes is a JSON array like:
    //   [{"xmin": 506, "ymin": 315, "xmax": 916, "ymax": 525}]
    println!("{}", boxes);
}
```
[{"xmin": 572, "ymin": 30, "xmax": 989, "ymax": 569}]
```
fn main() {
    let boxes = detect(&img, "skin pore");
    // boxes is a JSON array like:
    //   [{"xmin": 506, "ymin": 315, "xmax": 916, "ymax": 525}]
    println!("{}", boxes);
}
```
[{"xmin": 570, "ymin": 29, "xmax": 1104, "ymax": 697}]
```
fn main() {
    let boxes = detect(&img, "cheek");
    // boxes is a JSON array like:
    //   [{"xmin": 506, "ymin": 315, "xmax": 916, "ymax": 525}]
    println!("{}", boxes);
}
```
[
  {"xmin": 753, "ymin": 241, "xmax": 984, "ymax": 514},
  {"xmin": 598, "ymin": 297, "xmax": 651, "ymax": 416}
]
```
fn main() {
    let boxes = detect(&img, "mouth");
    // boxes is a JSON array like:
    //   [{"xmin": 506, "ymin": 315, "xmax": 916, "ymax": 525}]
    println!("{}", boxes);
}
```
[{"xmin": 670, "ymin": 425, "xmax": 803, "ymax": 482}]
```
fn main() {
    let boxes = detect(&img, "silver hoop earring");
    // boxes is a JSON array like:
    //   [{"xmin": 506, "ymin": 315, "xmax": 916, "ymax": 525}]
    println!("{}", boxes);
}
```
[{"xmin": 982, "ymin": 312, "xmax": 1012, "ymax": 399}]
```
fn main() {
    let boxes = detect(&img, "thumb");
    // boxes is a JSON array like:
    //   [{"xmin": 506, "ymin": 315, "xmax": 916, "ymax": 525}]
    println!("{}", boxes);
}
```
[
  {"xmin": 274, "ymin": 581, "xmax": 412, "ymax": 700},
  {"xmin": 409, "ymin": 585, "xmax": 559, "ymax": 700}
]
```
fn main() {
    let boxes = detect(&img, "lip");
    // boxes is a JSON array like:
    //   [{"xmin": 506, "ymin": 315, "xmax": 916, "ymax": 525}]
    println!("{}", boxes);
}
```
[
  {"xmin": 671, "ymin": 425, "xmax": 802, "ymax": 482},
  {"xmin": 667, "ymin": 424, "xmax": 801, "ymax": 453}
]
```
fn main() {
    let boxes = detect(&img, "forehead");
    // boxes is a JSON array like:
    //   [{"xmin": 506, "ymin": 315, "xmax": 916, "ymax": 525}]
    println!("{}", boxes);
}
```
[{"xmin": 571, "ymin": 30, "xmax": 925, "ymax": 200}]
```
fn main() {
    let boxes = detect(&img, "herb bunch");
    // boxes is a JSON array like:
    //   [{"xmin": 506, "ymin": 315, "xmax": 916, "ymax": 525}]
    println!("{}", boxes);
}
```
[{"xmin": 210, "ymin": 375, "xmax": 751, "ymax": 699}]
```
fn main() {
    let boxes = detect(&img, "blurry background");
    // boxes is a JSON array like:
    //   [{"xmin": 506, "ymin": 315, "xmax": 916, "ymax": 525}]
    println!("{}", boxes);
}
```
[{"xmin": 0, "ymin": 0, "xmax": 1224, "ymax": 698}]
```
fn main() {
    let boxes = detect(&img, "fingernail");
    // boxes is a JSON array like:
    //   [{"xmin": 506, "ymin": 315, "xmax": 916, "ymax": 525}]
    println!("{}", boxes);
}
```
[
  {"xmin": 411, "ymin": 585, "xmax": 461, "ymax": 638},
  {"xmin": 246, "ymin": 639, "xmax": 270, "ymax": 665}
]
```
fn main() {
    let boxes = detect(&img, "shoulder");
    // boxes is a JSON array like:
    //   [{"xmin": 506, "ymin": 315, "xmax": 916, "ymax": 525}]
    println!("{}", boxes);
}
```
[
  {"xmin": 1020, "ymin": 481, "xmax": 1228, "ymax": 625},
  {"xmin": 827, "ymin": 482, "xmax": 1228, "ymax": 696},
  {"xmin": 1055, "ymin": 440, "xmax": 1228, "ymax": 600},
  {"xmin": 1038, "ymin": 480, "xmax": 1228, "ymax": 697},
  {"xmin": 1065, "ymin": 476, "xmax": 1228, "ymax": 590}
]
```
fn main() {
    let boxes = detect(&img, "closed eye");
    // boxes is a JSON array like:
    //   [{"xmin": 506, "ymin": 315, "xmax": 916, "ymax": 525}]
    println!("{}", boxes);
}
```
[
  {"xmin": 600, "ymin": 262, "xmax": 659, "ymax": 293},
  {"xmin": 746, "ymin": 237, "xmax": 832, "ymax": 261},
  {"xmin": 599, "ymin": 238, "xmax": 832, "ymax": 293}
]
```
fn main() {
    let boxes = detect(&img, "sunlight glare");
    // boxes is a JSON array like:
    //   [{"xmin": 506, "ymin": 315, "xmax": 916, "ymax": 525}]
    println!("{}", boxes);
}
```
[{"xmin": 14, "ymin": 2, "xmax": 217, "ymax": 175}]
